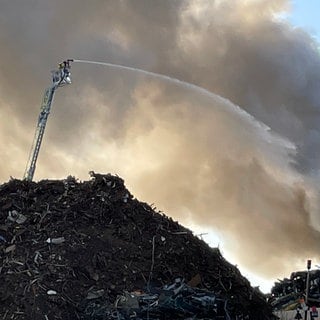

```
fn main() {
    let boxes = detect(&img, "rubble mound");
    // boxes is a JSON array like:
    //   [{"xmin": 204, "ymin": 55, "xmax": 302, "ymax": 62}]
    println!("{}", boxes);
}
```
[
  {"xmin": 0, "ymin": 173, "xmax": 273, "ymax": 319},
  {"xmin": 270, "ymin": 270, "xmax": 320, "ymax": 310}
]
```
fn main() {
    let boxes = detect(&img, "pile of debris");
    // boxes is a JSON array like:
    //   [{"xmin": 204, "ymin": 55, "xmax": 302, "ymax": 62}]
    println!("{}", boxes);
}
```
[
  {"xmin": 270, "ymin": 270, "xmax": 320, "ymax": 311},
  {"xmin": 82, "ymin": 278, "xmax": 230, "ymax": 320},
  {"xmin": 0, "ymin": 173, "xmax": 273, "ymax": 319}
]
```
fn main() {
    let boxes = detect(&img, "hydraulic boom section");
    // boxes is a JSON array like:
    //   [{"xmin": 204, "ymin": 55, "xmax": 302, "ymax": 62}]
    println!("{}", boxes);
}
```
[{"xmin": 23, "ymin": 59, "xmax": 73, "ymax": 181}]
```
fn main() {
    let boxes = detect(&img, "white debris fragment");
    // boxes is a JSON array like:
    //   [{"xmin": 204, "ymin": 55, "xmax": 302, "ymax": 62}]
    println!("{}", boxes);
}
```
[
  {"xmin": 47, "ymin": 290, "xmax": 57, "ymax": 295},
  {"xmin": 46, "ymin": 237, "xmax": 65, "ymax": 244}
]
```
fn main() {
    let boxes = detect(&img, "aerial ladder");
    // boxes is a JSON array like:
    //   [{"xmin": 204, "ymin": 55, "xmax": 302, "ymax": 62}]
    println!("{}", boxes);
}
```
[{"xmin": 23, "ymin": 59, "xmax": 73, "ymax": 181}]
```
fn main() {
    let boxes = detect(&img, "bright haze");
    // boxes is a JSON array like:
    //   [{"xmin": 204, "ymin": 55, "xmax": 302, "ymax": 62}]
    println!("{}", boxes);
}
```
[{"xmin": 1, "ymin": 0, "xmax": 320, "ymax": 291}]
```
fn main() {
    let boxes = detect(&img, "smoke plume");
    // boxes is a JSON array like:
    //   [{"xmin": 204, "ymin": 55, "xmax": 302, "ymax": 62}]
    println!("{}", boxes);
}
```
[{"xmin": 1, "ymin": 0, "xmax": 320, "ymax": 284}]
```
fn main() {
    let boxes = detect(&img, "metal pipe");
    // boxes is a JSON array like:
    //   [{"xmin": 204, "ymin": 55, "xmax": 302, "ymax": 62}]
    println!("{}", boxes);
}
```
[{"xmin": 305, "ymin": 260, "xmax": 312, "ymax": 320}]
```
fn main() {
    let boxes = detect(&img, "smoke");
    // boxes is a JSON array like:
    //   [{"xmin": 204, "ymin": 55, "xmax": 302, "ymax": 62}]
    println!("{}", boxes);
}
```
[{"xmin": 1, "ymin": 0, "xmax": 320, "ymax": 282}]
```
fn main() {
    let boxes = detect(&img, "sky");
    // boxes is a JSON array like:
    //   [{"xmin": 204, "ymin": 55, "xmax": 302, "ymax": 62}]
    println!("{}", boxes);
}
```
[
  {"xmin": 288, "ymin": 0, "xmax": 320, "ymax": 40},
  {"xmin": 0, "ymin": 0, "xmax": 320, "ymax": 293}
]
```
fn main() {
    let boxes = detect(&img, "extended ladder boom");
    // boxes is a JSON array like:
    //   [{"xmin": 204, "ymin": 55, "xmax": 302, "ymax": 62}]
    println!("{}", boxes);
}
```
[{"xmin": 24, "ymin": 59, "xmax": 73, "ymax": 181}]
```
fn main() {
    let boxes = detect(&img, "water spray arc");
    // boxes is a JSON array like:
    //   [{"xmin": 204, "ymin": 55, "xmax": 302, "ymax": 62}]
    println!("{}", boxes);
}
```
[
  {"xmin": 73, "ymin": 59, "xmax": 277, "ymax": 134},
  {"xmin": 73, "ymin": 59, "xmax": 233, "ymax": 108}
]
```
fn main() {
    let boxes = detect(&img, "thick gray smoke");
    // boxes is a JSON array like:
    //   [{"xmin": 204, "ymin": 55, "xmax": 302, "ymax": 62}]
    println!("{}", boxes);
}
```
[{"xmin": 1, "ymin": 0, "xmax": 320, "ymax": 284}]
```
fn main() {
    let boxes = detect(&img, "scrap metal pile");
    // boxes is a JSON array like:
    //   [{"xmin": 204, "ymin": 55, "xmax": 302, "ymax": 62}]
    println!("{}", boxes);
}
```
[
  {"xmin": 270, "ymin": 270, "xmax": 320, "ymax": 310},
  {"xmin": 0, "ymin": 173, "xmax": 273, "ymax": 319},
  {"xmin": 82, "ymin": 278, "xmax": 230, "ymax": 319}
]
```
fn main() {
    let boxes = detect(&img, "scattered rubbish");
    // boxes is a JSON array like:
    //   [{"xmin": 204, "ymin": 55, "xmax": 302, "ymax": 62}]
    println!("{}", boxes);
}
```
[
  {"xmin": 86, "ymin": 289, "xmax": 105, "ymax": 300},
  {"xmin": 115, "ymin": 291, "xmax": 140, "ymax": 309},
  {"xmin": 45, "ymin": 237, "xmax": 65, "ymax": 244},
  {"xmin": 34, "ymin": 250, "xmax": 43, "ymax": 264},
  {"xmin": 82, "ymin": 279, "xmax": 229, "ymax": 319},
  {"xmin": 4, "ymin": 244, "xmax": 16, "ymax": 253},
  {"xmin": 7, "ymin": 210, "xmax": 27, "ymax": 224},
  {"xmin": 47, "ymin": 290, "xmax": 57, "ymax": 295},
  {"xmin": 188, "ymin": 273, "xmax": 202, "ymax": 287},
  {"xmin": 0, "ymin": 173, "xmax": 273, "ymax": 319}
]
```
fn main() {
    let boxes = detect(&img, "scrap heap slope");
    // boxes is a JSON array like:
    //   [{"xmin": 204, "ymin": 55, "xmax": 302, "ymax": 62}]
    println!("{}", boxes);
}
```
[{"xmin": 0, "ymin": 173, "xmax": 273, "ymax": 319}]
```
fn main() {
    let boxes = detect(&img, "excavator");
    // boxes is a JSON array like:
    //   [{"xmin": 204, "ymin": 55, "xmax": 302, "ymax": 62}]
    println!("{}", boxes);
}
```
[{"xmin": 23, "ymin": 59, "xmax": 73, "ymax": 181}]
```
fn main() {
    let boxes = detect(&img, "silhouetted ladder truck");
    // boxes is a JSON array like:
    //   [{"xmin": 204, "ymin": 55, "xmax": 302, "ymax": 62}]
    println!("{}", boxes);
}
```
[{"xmin": 23, "ymin": 59, "xmax": 73, "ymax": 181}]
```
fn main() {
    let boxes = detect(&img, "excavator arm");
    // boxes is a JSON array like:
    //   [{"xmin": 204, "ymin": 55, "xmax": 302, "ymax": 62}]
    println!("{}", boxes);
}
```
[{"xmin": 23, "ymin": 59, "xmax": 73, "ymax": 181}]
